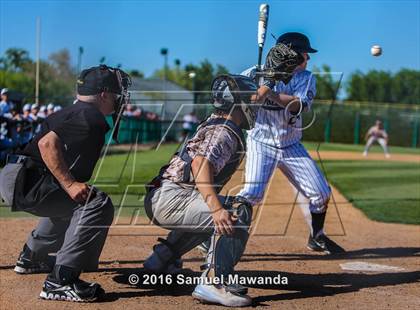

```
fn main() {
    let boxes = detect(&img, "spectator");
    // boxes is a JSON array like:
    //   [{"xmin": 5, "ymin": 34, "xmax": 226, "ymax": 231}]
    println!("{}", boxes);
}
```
[
  {"xmin": 146, "ymin": 111, "xmax": 158, "ymax": 121},
  {"xmin": 123, "ymin": 104, "xmax": 142, "ymax": 118},
  {"xmin": 30, "ymin": 103, "xmax": 43, "ymax": 134},
  {"xmin": 0, "ymin": 88, "xmax": 11, "ymax": 116},
  {"xmin": 6, "ymin": 104, "xmax": 26, "ymax": 145},
  {"xmin": 38, "ymin": 105, "xmax": 48, "ymax": 119},
  {"xmin": 53, "ymin": 105, "xmax": 62, "ymax": 113},
  {"xmin": 47, "ymin": 103, "xmax": 55, "ymax": 116},
  {"xmin": 182, "ymin": 111, "xmax": 199, "ymax": 140},
  {"xmin": 30, "ymin": 103, "xmax": 40, "ymax": 121},
  {"xmin": 22, "ymin": 104, "xmax": 32, "ymax": 121},
  {"xmin": 6, "ymin": 103, "xmax": 22, "ymax": 120}
]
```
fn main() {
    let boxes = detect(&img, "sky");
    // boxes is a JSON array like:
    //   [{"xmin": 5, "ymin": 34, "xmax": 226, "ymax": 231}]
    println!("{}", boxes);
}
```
[{"xmin": 1, "ymin": 0, "xmax": 419, "ymax": 80}]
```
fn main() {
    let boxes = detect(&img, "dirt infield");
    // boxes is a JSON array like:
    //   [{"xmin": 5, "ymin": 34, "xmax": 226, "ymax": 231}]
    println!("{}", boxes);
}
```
[
  {"xmin": 0, "ymin": 153, "xmax": 419, "ymax": 309},
  {"xmin": 308, "ymin": 150, "xmax": 420, "ymax": 163}
]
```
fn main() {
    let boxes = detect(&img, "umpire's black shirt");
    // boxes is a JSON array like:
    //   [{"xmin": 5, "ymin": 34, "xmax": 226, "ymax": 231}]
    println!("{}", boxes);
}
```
[{"xmin": 22, "ymin": 101, "xmax": 110, "ymax": 182}]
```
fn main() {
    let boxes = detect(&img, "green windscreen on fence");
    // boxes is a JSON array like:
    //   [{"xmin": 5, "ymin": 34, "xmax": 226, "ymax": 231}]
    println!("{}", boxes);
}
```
[
  {"xmin": 105, "ymin": 117, "xmax": 162, "ymax": 144},
  {"xmin": 303, "ymin": 102, "xmax": 419, "ymax": 148},
  {"xmin": 106, "ymin": 102, "xmax": 419, "ymax": 148}
]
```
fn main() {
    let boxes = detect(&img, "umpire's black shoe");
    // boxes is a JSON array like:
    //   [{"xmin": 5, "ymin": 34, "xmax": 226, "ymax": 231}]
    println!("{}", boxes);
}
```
[
  {"xmin": 14, "ymin": 245, "xmax": 55, "ymax": 274},
  {"xmin": 39, "ymin": 278, "xmax": 104, "ymax": 302},
  {"xmin": 307, "ymin": 234, "xmax": 346, "ymax": 254}
]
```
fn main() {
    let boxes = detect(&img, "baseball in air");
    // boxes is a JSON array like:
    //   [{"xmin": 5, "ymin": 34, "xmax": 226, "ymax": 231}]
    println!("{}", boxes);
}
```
[{"xmin": 371, "ymin": 45, "xmax": 382, "ymax": 56}]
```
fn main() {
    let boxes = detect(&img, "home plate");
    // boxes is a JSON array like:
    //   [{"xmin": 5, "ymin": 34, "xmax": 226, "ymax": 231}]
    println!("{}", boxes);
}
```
[{"xmin": 340, "ymin": 261, "xmax": 405, "ymax": 272}]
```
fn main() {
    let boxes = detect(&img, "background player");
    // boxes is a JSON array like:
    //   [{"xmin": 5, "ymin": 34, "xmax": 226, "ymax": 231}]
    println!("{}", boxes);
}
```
[
  {"xmin": 363, "ymin": 120, "xmax": 390, "ymax": 158},
  {"xmin": 238, "ymin": 32, "xmax": 345, "ymax": 254}
]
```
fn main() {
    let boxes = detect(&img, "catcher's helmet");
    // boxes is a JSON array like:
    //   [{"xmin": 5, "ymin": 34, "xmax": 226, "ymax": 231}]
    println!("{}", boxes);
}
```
[
  {"xmin": 276, "ymin": 32, "xmax": 317, "ymax": 54},
  {"xmin": 211, "ymin": 74, "xmax": 259, "ymax": 129}
]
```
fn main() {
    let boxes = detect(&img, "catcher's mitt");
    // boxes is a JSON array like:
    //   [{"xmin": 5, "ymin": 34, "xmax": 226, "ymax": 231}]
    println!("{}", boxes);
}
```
[{"xmin": 262, "ymin": 43, "xmax": 304, "ymax": 84}]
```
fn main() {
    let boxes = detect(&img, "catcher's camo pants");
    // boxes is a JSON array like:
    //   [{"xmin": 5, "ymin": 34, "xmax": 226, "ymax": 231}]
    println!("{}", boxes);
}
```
[{"xmin": 145, "ymin": 180, "xmax": 251, "ymax": 276}]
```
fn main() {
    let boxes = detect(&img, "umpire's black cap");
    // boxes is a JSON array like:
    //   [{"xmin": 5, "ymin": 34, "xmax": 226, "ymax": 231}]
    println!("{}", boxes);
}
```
[
  {"xmin": 77, "ymin": 65, "xmax": 124, "ymax": 95},
  {"xmin": 276, "ymin": 32, "xmax": 317, "ymax": 53}
]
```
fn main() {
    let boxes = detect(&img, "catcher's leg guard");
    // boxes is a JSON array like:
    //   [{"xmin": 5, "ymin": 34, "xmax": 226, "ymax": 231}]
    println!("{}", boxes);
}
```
[
  {"xmin": 144, "ymin": 233, "xmax": 211, "ymax": 273},
  {"xmin": 203, "ymin": 198, "xmax": 253, "ymax": 279},
  {"xmin": 144, "ymin": 238, "xmax": 182, "ymax": 274}
]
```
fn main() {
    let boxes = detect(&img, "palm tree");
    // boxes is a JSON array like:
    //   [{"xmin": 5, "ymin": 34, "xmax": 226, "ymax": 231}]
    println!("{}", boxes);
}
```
[{"xmin": 4, "ymin": 48, "xmax": 30, "ymax": 71}]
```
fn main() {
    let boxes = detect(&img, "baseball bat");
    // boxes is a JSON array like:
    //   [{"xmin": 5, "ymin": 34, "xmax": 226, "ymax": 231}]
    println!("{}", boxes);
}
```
[{"xmin": 257, "ymin": 3, "xmax": 269, "ymax": 70}]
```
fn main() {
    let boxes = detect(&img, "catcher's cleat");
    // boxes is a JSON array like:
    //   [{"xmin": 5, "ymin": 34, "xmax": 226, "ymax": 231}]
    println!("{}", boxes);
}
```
[
  {"xmin": 39, "ymin": 278, "xmax": 104, "ymax": 302},
  {"xmin": 143, "ymin": 252, "xmax": 183, "ymax": 274},
  {"xmin": 225, "ymin": 282, "xmax": 248, "ymax": 295},
  {"xmin": 307, "ymin": 234, "xmax": 346, "ymax": 254},
  {"xmin": 14, "ymin": 246, "xmax": 55, "ymax": 274},
  {"xmin": 193, "ymin": 283, "xmax": 252, "ymax": 307}
]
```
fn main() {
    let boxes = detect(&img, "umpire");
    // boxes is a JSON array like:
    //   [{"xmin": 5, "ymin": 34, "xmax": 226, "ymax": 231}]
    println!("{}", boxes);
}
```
[{"xmin": 0, "ymin": 65, "xmax": 131, "ymax": 302}]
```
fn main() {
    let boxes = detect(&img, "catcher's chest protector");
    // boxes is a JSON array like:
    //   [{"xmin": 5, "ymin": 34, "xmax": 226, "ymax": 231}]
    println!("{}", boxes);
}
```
[{"xmin": 179, "ymin": 118, "xmax": 246, "ymax": 191}]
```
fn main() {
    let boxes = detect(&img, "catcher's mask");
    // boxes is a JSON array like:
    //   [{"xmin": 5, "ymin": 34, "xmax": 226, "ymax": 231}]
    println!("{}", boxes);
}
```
[
  {"xmin": 77, "ymin": 64, "xmax": 132, "ymax": 142},
  {"xmin": 211, "ymin": 74, "xmax": 259, "ymax": 130}
]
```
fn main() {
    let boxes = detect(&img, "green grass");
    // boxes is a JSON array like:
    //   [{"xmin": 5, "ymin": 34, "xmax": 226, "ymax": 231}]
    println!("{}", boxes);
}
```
[
  {"xmin": 321, "ymin": 160, "xmax": 420, "ymax": 225},
  {"xmin": 1, "ymin": 142, "xmax": 419, "ymax": 224},
  {"xmin": 303, "ymin": 141, "xmax": 420, "ymax": 155}
]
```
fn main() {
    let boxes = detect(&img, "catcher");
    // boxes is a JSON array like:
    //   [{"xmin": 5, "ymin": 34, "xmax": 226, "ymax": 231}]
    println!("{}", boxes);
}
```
[{"xmin": 143, "ymin": 74, "xmax": 265, "ymax": 307}]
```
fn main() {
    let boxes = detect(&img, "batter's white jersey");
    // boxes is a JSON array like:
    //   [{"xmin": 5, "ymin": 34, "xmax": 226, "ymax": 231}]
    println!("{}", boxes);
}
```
[
  {"xmin": 242, "ymin": 66, "xmax": 316, "ymax": 148},
  {"xmin": 238, "ymin": 66, "xmax": 330, "ymax": 215}
]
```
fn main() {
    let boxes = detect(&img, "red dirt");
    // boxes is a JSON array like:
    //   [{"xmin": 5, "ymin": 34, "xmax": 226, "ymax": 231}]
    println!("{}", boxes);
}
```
[
  {"xmin": 308, "ymin": 150, "xmax": 420, "ymax": 163},
  {"xmin": 0, "ymin": 153, "xmax": 419, "ymax": 309}
]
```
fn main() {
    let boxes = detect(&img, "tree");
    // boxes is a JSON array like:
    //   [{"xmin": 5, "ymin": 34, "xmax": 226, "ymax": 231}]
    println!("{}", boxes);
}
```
[
  {"xmin": 312, "ymin": 65, "xmax": 341, "ymax": 100},
  {"xmin": 2, "ymin": 48, "xmax": 30, "ymax": 72},
  {"xmin": 346, "ymin": 69, "xmax": 419, "ymax": 104},
  {"xmin": 129, "ymin": 70, "xmax": 144, "ymax": 78},
  {"xmin": 48, "ymin": 49, "xmax": 76, "ymax": 82},
  {"xmin": 153, "ymin": 58, "xmax": 228, "ymax": 93},
  {"xmin": 346, "ymin": 70, "xmax": 368, "ymax": 101},
  {"xmin": 392, "ymin": 69, "xmax": 420, "ymax": 104}
]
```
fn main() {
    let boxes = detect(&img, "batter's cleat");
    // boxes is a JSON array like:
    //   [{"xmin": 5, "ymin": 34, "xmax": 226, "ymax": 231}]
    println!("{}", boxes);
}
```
[
  {"xmin": 14, "ymin": 246, "xmax": 55, "ymax": 274},
  {"xmin": 307, "ymin": 234, "xmax": 346, "ymax": 254},
  {"xmin": 193, "ymin": 283, "xmax": 252, "ymax": 307},
  {"xmin": 39, "ymin": 278, "xmax": 104, "ymax": 302}
]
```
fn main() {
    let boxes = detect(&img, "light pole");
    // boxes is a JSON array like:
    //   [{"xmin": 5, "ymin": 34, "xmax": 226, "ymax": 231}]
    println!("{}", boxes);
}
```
[
  {"xmin": 35, "ymin": 17, "xmax": 41, "ymax": 104},
  {"xmin": 188, "ymin": 71, "xmax": 196, "ymax": 104},
  {"xmin": 77, "ymin": 46, "xmax": 84, "ymax": 74},
  {"xmin": 160, "ymin": 48, "xmax": 168, "ymax": 123},
  {"xmin": 160, "ymin": 48, "xmax": 168, "ymax": 81}
]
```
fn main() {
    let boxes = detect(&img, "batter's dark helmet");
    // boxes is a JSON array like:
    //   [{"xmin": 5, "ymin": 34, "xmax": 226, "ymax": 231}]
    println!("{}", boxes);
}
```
[{"xmin": 276, "ymin": 32, "xmax": 317, "ymax": 53}]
